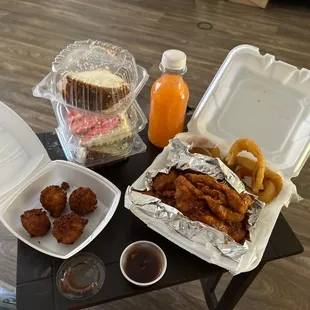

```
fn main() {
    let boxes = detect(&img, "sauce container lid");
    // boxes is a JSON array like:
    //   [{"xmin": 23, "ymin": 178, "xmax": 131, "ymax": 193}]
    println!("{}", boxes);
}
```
[
  {"xmin": 33, "ymin": 40, "xmax": 149, "ymax": 115},
  {"xmin": 188, "ymin": 44, "xmax": 310, "ymax": 178},
  {"xmin": 56, "ymin": 252, "xmax": 105, "ymax": 300}
]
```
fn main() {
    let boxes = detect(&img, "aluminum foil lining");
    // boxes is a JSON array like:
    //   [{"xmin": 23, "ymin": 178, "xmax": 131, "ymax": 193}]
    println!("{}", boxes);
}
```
[{"xmin": 127, "ymin": 139, "xmax": 265, "ymax": 262}]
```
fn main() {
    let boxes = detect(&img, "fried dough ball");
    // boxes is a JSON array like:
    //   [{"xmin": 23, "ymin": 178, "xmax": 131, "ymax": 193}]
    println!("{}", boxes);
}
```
[
  {"xmin": 21, "ymin": 209, "xmax": 51, "ymax": 238},
  {"xmin": 52, "ymin": 213, "xmax": 88, "ymax": 244},
  {"xmin": 61, "ymin": 182, "xmax": 70, "ymax": 191},
  {"xmin": 40, "ymin": 186, "xmax": 67, "ymax": 217},
  {"xmin": 69, "ymin": 187, "xmax": 97, "ymax": 216}
]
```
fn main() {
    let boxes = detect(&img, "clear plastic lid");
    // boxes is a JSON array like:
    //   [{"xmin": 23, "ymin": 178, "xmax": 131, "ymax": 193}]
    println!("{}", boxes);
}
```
[
  {"xmin": 188, "ymin": 45, "xmax": 310, "ymax": 178},
  {"xmin": 56, "ymin": 126, "xmax": 146, "ymax": 167},
  {"xmin": 33, "ymin": 40, "xmax": 149, "ymax": 115},
  {"xmin": 52, "ymin": 99, "xmax": 147, "ymax": 148},
  {"xmin": 56, "ymin": 253, "xmax": 106, "ymax": 300}
]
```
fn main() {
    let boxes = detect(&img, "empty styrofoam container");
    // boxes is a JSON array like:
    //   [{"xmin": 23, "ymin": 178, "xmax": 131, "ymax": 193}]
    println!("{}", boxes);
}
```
[{"xmin": 0, "ymin": 101, "xmax": 121, "ymax": 259}]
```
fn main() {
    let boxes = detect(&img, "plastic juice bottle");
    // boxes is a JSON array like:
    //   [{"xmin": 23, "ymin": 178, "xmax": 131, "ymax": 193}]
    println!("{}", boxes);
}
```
[{"xmin": 148, "ymin": 50, "xmax": 189, "ymax": 148}]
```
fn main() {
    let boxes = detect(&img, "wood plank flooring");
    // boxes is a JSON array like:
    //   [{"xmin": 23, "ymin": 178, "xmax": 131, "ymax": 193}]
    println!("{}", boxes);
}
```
[{"xmin": 0, "ymin": 0, "xmax": 309, "ymax": 309}]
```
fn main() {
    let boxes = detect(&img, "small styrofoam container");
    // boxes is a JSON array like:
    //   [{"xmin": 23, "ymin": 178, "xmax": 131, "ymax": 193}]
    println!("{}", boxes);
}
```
[
  {"xmin": 125, "ymin": 45, "xmax": 310, "ymax": 274},
  {"xmin": 0, "ymin": 101, "xmax": 121, "ymax": 259},
  {"xmin": 120, "ymin": 241, "xmax": 167, "ymax": 287}
]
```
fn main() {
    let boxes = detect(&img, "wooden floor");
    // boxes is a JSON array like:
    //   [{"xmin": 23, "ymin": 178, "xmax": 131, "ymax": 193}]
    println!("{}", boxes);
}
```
[{"xmin": 0, "ymin": 0, "xmax": 310, "ymax": 309}]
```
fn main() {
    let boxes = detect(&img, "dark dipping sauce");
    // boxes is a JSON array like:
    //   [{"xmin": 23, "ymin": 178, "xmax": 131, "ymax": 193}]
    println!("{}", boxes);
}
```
[{"xmin": 124, "ymin": 243, "xmax": 163, "ymax": 283}]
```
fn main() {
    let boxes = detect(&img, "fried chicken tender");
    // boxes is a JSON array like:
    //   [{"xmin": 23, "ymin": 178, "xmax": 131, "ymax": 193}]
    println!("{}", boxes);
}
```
[
  {"xmin": 203, "ymin": 196, "xmax": 245, "ymax": 223},
  {"xmin": 197, "ymin": 211, "xmax": 230, "ymax": 234},
  {"xmin": 153, "ymin": 169, "xmax": 178, "ymax": 192},
  {"xmin": 222, "ymin": 188, "xmax": 253, "ymax": 215},
  {"xmin": 174, "ymin": 176, "xmax": 206, "ymax": 215},
  {"xmin": 186, "ymin": 173, "xmax": 222, "ymax": 191},
  {"xmin": 186, "ymin": 174, "xmax": 253, "ymax": 214},
  {"xmin": 21, "ymin": 209, "xmax": 51, "ymax": 238},
  {"xmin": 197, "ymin": 211, "xmax": 246, "ymax": 243},
  {"xmin": 200, "ymin": 186, "xmax": 228, "ymax": 206},
  {"xmin": 40, "ymin": 186, "xmax": 67, "ymax": 217},
  {"xmin": 52, "ymin": 213, "xmax": 88, "ymax": 244},
  {"xmin": 69, "ymin": 187, "xmax": 97, "ymax": 216},
  {"xmin": 146, "ymin": 173, "xmax": 248, "ymax": 244}
]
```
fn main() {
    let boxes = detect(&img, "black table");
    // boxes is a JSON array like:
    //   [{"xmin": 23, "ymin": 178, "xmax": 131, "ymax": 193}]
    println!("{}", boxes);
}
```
[{"xmin": 16, "ymin": 130, "xmax": 304, "ymax": 310}]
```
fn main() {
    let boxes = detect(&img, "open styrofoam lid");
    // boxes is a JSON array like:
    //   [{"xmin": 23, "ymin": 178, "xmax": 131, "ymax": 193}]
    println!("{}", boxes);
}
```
[
  {"xmin": 188, "ymin": 44, "xmax": 310, "ymax": 178},
  {"xmin": 0, "ymin": 101, "xmax": 50, "ymax": 206}
]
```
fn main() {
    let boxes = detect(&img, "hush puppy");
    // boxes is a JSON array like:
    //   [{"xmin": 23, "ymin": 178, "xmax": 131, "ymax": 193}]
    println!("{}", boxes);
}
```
[
  {"xmin": 52, "ymin": 213, "xmax": 88, "ymax": 244},
  {"xmin": 40, "ymin": 185, "xmax": 67, "ymax": 217},
  {"xmin": 21, "ymin": 209, "xmax": 51, "ymax": 238},
  {"xmin": 69, "ymin": 187, "xmax": 97, "ymax": 216}
]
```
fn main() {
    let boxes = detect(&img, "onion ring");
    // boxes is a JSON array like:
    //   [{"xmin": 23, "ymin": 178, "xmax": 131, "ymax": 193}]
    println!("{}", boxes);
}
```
[
  {"xmin": 235, "ymin": 161, "xmax": 282, "ymax": 203},
  {"xmin": 235, "ymin": 156, "xmax": 283, "ymax": 198},
  {"xmin": 225, "ymin": 139, "xmax": 265, "ymax": 193},
  {"xmin": 259, "ymin": 180, "xmax": 277, "ymax": 203}
]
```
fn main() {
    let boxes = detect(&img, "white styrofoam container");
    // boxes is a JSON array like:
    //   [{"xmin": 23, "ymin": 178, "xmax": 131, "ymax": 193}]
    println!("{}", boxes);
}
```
[
  {"xmin": 0, "ymin": 101, "xmax": 121, "ymax": 259},
  {"xmin": 125, "ymin": 45, "xmax": 310, "ymax": 274},
  {"xmin": 188, "ymin": 44, "xmax": 310, "ymax": 178}
]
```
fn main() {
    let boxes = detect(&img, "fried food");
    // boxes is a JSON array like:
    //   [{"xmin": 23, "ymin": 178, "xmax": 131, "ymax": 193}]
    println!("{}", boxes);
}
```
[
  {"xmin": 198, "ymin": 211, "xmax": 230, "ymax": 235},
  {"xmin": 225, "ymin": 139, "xmax": 265, "ymax": 193},
  {"xmin": 141, "ymin": 190, "xmax": 162, "ymax": 199},
  {"xmin": 69, "ymin": 187, "xmax": 97, "ymax": 216},
  {"xmin": 203, "ymin": 196, "xmax": 245, "ymax": 223},
  {"xmin": 142, "ymin": 170, "xmax": 253, "ymax": 244},
  {"xmin": 153, "ymin": 169, "xmax": 178, "ymax": 192},
  {"xmin": 174, "ymin": 176, "xmax": 206, "ymax": 215},
  {"xmin": 200, "ymin": 186, "xmax": 228, "ymax": 206},
  {"xmin": 162, "ymin": 190, "xmax": 175, "ymax": 198},
  {"xmin": 52, "ymin": 213, "xmax": 88, "ymax": 244},
  {"xmin": 186, "ymin": 173, "xmax": 253, "ymax": 214},
  {"xmin": 235, "ymin": 156, "xmax": 283, "ymax": 202},
  {"xmin": 61, "ymin": 182, "xmax": 70, "ymax": 191},
  {"xmin": 260, "ymin": 180, "xmax": 277, "ymax": 203},
  {"xmin": 236, "ymin": 165, "xmax": 280, "ymax": 203},
  {"xmin": 21, "ymin": 209, "xmax": 51, "ymax": 238},
  {"xmin": 186, "ymin": 173, "xmax": 222, "ymax": 191},
  {"xmin": 221, "ymin": 187, "xmax": 254, "ymax": 215},
  {"xmin": 40, "ymin": 186, "xmax": 67, "ymax": 217},
  {"xmin": 228, "ymin": 223, "xmax": 247, "ymax": 244},
  {"xmin": 174, "ymin": 175, "xmax": 246, "ymax": 235},
  {"xmin": 190, "ymin": 146, "xmax": 221, "ymax": 158}
]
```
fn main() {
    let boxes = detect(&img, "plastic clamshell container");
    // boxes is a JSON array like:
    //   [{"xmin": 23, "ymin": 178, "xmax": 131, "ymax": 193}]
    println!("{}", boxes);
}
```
[
  {"xmin": 52, "ymin": 99, "xmax": 147, "ymax": 147},
  {"xmin": 33, "ymin": 40, "xmax": 149, "ymax": 115},
  {"xmin": 188, "ymin": 44, "xmax": 310, "ymax": 178},
  {"xmin": 0, "ymin": 101, "xmax": 121, "ymax": 259},
  {"xmin": 56, "ymin": 126, "xmax": 147, "ymax": 167}
]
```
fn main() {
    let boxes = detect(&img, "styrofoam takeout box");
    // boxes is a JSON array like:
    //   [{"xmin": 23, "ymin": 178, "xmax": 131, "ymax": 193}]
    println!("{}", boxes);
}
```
[
  {"xmin": 125, "ymin": 45, "xmax": 310, "ymax": 274},
  {"xmin": 0, "ymin": 101, "xmax": 121, "ymax": 259}
]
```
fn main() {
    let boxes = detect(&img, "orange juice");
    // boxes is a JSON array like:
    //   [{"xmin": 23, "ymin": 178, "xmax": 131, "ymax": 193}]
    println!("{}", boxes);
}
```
[{"xmin": 148, "ymin": 50, "xmax": 189, "ymax": 148}]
